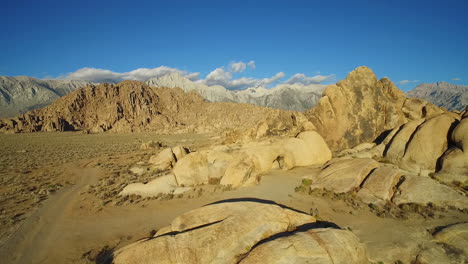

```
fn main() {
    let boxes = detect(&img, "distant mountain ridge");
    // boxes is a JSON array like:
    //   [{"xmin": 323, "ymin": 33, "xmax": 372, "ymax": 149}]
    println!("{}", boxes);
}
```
[
  {"xmin": 0, "ymin": 74, "xmax": 326, "ymax": 117},
  {"xmin": 145, "ymin": 73, "xmax": 326, "ymax": 112},
  {"xmin": 0, "ymin": 81, "xmax": 307, "ymax": 135},
  {"xmin": 406, "ymin": 81, "xmax": 467, "ymax": 111},
  {"xmin": 0, "ymin": 76, "xmax": 92, "ymax": 117}
]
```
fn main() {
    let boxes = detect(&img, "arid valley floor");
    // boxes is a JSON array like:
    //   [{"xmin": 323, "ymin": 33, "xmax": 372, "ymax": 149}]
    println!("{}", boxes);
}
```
[{"xmin": 0, "ymin": 131, "xmax": 467, "ymax": 264}]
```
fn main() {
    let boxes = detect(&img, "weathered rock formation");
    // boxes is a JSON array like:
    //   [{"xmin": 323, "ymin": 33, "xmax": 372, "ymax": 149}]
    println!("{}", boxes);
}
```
[
  {"xmin": 307, "ymin": 110, "xmax": 468, "ymax": 209},
  {"xmin": 112, "ymin": 201, "xmax": 370, "ymax": 264},
  {"xmin": 305, "ymin": 66, "xmax": 445, "ymax": 152},
  {"xmin": 120, "ymin": 131, "xmax": 332, "ymax": 197},
  {"xmin": 414, "ymin": 223, "xmax": 468, "ymax": 264},
  {"xmin": 438, "ymin": 117, "xmax": 468, "ymax": 179},
  {"xmin": 0, "ymin": 81, "xmax": 309, "ymax": 136},
  {"xmin": 368, "ymin": 112, "xmax": 466, "ymax": 178},
  {"xmin": 303, "ymin": 157, "xmax": 468, "ymax": 210}
]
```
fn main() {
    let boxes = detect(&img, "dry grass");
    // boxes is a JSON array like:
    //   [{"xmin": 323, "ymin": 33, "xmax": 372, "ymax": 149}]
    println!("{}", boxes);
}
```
[{"xmin": 0, "ymin": 131, "xmax": 217, "ymax": 245}]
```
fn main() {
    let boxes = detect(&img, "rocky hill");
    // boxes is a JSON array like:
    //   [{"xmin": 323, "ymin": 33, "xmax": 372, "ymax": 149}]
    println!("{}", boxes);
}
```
[
  {"xmin": 0, "ymin": 76, "xmax": 91, "ymax": 118},
  {"xmin": 146, "ymin": 72, "xmax": 325, "ymax": 111},
  {"xmin": 306, "ymin": 66, "xmax": 447, "ymax": 152},
  {"xmin": 0, "ymin": 81, "xmax": 309, "ymax": 136},
  {"xmin": 406, "ymin": 81, "xmax": 468, "ymax": 111}
]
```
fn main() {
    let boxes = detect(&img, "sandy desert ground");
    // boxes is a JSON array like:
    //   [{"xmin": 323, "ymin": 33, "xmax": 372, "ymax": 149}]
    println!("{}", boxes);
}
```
[{"xmin": 0, "ymin": 131, "xmax": 466, "ymax": 264}]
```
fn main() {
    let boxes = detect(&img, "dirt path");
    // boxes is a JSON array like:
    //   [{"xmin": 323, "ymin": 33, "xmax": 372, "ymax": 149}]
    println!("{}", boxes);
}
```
[
  {"xmin": 0, "ymin": 166, "xmax": 100, "ymax": 264},
  {"xmin": 0, "ymin": 165, "xmax": 315, "ymax": 264}
]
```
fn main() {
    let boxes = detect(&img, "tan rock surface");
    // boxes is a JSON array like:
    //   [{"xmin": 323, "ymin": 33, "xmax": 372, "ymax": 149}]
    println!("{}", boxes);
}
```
[
  {"xmin": 305, "ymin": 66, "xmax": 408, "ymax": 152},
  {"xmin": 433, "ymin": 223, "xmax": 468, "ymax": 255},
  {"xmin": 399, "ymin": 113, "xmax": 458, "ymax": 174},
  {"xmin": 306, "ymin": 158, "xmax": 380, "ymax": 193},
  {"xmin": 112, "ymin": 201, "xmax": 316, "ymax": 264},
  {"xmin": 402, "ymin": 98, "xmax": 444, "ymax": 120},
  {"xmin": 357, "ymin": 166, "xmax": 404, "ymax": 206},
  {"xmin": 392, "ymin": 175, "xmax": 468, "ymax": 209},
  {"xmin": 383, "ymin": 118, "xmax": 425, "ymax": 165},
  {"xmin": 148, "ymin": 148, "xmax": 176, "ymax": 171},
  {"xmin": 119, "ymin": 174, "xmax": 178, "ymax": 197},
  {"xmin": 240, "ymin": 228, "xmax": 369, "ymax": 264},
  {"xmin": 439, "ymin": 117, "xmax": 468, "ymax": 176},
  {"xmin": 174, "ymin": 131, "xmax": 331, "ymax": 188}
]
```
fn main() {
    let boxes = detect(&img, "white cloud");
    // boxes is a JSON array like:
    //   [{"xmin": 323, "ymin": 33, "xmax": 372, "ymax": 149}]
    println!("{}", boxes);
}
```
[
  {"xmin": 202, "ymin": 67, "xmax": 285, "ymax": 90},
  {"xmin": 285, "ymin": 73, "xmax": 334, "ymax": 85},
  {"xmin": 452, "ymin": 77, "xmax": 461, "ymax": 81},
  {"xmin": 229, "ymin": 62, "xmax": 247, "ymax": 73},
  {"xmin": 228, "ymin": 60, "xmax": 256, "ymax": 73},
  {"xmin": 61, "ymin": 66, "xmax": 197, "ymax": 83},
  {"xmin": 398, "ymin": 80, "xmax": 420, "ymax": 85},
  {"xmin": 57, "ymin": 60, "xmax": 333, "ymax": 91}
]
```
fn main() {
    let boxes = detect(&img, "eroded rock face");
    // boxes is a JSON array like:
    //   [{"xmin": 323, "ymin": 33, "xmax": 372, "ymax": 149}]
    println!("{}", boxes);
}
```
[
  {"xmin": 414, "ymin": 223, "xmax": 468, "ymax": 264},
  {"xmin": 399, "ymin": 113, "xmax": 458, "ymax": 174},
  {"xmin": 174, "ymin": 131, "xmax": 332, "ymax": 188},
  {"xmin": 433, "ymin": 223, "xmax": 468, "ymax": 255},
  {"xmin": 305, "ymin": 66, "xmax": 444, "ymax": 152},
  {"xmin": 304, "ymin": 156, "xmax": 468, "ymax": 210},
  {"xmin": 355, "ymin": 112, "xmax": 467, "ymax": 177},
  {"xmin": 119, "ymin": 131, "xmax": 332, "ymax": 197},
  {"xmin": 119, "ymin": 174, "xmax": 178, "ymax": 197},
  {"xmin": 148, "ymin": 146, "xmax": 188, "ymax": 172},
  {"xmin": 306, "ymin": 158, "xmax": 380, "ymax": 194},
  {"xmin": 305, "ymin": 67, "xmax": 407, "ymax": 152},
  {"xmin": 439, "ymin": 117, "xmax": 468, "ymax": 177},
  {"xmin": 383, "ymin": 118, "xmax": 426, "ymax": 165},
  {"xmin": 392, "ymin": 175, "xmax": 468, "ymax": 209},
  {"xmin": 112, "ymin": 201, "xmax": 369, "ymax": 264},
  {"xmin": 356, "ymin": 166, "xmax": 404, "ymax": 206},
  {"xmin": 240, "ymin": 228, "xmax": 369, "ymax": 264}
]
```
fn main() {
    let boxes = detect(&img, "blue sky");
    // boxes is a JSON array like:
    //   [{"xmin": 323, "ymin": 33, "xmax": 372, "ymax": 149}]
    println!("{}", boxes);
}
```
[{"xmin": 1, "ymin": 0, "xmax": 467, "ymax": 91}]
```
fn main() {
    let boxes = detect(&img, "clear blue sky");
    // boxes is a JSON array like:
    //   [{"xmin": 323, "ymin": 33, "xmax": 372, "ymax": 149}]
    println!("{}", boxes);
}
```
[{"xmin": 1, "ymin": 0, "xmax": 467, "ymax": 91}]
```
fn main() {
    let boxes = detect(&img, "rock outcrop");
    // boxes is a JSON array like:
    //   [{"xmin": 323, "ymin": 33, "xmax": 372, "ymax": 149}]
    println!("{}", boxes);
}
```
[
  {"xmin": 398, "ymin": 113, "xmax": 458, "ymax": 174},
  {"xmin": 0, "ymin": 81, "xmax": 309, "ymax": 137},
  {"xmin": 148, "ymin": 146, "xmax": 188, "ymax": 172},
  {"xmin": 0, "ymin": 76, "xmax": 91, "ymax": 118},
  {"xmin": 174, "ymin": 131, "xmax": 331, "ymax": 188},
  {"xmin": 240, "ymin": 228, "xmax": 369, "ymax": 264},
  {"xmin": 438, "ymin": 117, "xmax": 468, "ymax": 180},
  {"xmin": 305, "ymin": 66, "xmax": 444, "ymax": 152},
  {"xmin": 370, "ymin": 112, "xmax": 465, "ymax": 177},
  {"xmin": 433, "ymin": 223, "xmax": 468, "ymax": 256},
  {"xmin": 414, "ymin": 223, "xmax": 468, "ymax": 264},
  {"xmin": 392, "ymin": 175, "xmax": 468, "ymax": 209},
  {"xmin": 307, "ymin": 158, "xmax": 380, "ymax": 194},
  {"xmin": 112, "ymin": 201, "xmax": 370, "ymax": 264},
  {"xmin": 120, "ymin": 131, "xmax": 332, "ymax": 197},
  {"xmin": 303, "ymin": 157, "xmax": 468, "ymax": 210}
]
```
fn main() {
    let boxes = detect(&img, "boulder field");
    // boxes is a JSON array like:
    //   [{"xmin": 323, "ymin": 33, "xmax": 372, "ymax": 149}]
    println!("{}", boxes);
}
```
[
  {"xmin": 302, "ymin": 111, "xmax": 468, "ymax": 211},
  {"xmin": 120, "ymin": 131, "xmax": 332, "ymax": 197}
]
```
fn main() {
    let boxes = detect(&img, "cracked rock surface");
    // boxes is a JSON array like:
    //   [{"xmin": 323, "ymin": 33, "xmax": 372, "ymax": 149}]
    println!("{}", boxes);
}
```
[{"xmin": 112, "ymin": 201, "xmax": 369, "ymax": 264}]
